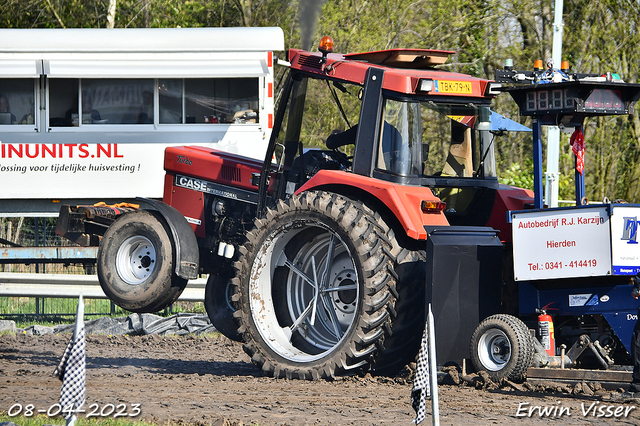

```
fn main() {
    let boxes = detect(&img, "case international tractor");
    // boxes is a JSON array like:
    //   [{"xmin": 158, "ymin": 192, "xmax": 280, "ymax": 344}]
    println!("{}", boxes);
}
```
[{"xmin": 57, "ymin": 37, "xmax": 640, "ymax": 382}]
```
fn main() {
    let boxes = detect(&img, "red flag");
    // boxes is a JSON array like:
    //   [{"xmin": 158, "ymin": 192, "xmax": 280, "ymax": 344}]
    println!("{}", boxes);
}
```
[{"xmin": 570, "ymin": 127, "xmax": 585, "ymax": 175}]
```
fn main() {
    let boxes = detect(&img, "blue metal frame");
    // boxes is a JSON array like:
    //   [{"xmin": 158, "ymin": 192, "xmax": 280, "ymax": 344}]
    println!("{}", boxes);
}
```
[
  {"xmin": 520, "ymin": 281, "xmax": 637, "ymax": 354},
  {"xmin": 531, "ymin": 118, "xmax": 544, "ymax": 209}
]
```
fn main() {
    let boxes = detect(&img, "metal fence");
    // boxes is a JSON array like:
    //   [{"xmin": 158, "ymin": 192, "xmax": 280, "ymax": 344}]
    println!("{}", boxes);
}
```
[
  {"xmin": 0, "ymin": 296, "xmax": 121, "ymax": 319},
  {"xmin": 0, "ymin": 273, "xmax": 207, "ymax": 320},
  {"xmin": 0, "ymin": 217, "xmax": 206, "ymax": 320},
  {"xmin": 0, "ymin": 216, "xmax": 91, "ymax": 274}
]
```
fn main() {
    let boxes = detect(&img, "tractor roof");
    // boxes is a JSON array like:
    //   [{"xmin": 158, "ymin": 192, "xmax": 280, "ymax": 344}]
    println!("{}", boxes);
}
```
[
  {"xmin": 343, "ymin": 48, "xmax": 454, "ymax": 68},
  {"xmin": 287, "ymin": 48, "xmax": 495, "ymax": 100}
]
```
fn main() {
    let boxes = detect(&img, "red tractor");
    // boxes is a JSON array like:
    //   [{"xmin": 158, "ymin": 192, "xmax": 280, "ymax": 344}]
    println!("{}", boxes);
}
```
[{"xmin": 85, "ymin": 37, "xmax": 535, "ymax": 380}]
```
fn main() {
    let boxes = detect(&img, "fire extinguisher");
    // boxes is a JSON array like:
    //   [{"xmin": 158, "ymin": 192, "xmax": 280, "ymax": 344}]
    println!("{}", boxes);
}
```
[{"xmin": 537, "ymin": 304, "xmax": 556, "ymax": 356}]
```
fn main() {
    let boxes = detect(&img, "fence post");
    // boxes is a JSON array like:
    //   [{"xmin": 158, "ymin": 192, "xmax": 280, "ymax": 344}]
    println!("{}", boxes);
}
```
[{"xmin": 6, "ymin": 221, "xmax": 12, "ymax": 273}]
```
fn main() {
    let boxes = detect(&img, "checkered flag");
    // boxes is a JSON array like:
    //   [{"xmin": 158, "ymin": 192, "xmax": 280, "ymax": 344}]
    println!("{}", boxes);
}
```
[
  {"xmin": 411, "ymin": 304, "xmax": 439, "ymax": 425},
  {"xmin": 54, "ymin": 295, "xmax": 86, "ymax": 421},
  {"xmin": 411, "ymin": 326, "xmax": 430, "ymax": 424}
]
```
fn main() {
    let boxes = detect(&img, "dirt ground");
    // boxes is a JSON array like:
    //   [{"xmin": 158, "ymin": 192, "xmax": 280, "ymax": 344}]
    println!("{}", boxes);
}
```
[{"xmin": 1, "ymin": 333, "xmax": 640, "ymax": 426}]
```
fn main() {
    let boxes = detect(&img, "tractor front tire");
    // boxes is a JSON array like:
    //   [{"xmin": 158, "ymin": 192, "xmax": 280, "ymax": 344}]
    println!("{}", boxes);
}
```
[{"xmin": 97, "ymin": 210, "xmax": 187, "ymax": 313}]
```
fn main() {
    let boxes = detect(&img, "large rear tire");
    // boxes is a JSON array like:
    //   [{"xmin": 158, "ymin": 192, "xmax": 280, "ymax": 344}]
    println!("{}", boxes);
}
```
[
  {"xmin": 205, "ymin": 273, "xmax": 242, "ymax": 341},
  {"xmin": 369, "ymin": 246, "xmax": 426, "ymax": 376},
  {"xmin": 97, "ymin": 210, "xmax": 187, "ymax": 312},
  {"xmin": 470, "ymin": 314, "xmax": 533, "ymax": 382},
  {"xmin": 231, "ymin": 191, "xmax": 397, "ymax": 379}
]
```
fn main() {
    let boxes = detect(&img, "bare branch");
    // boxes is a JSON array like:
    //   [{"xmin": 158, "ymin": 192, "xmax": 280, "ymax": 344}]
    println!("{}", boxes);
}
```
[{"xmin": 45, "ymin": 0, "xmax": 66, "ymax": 28}]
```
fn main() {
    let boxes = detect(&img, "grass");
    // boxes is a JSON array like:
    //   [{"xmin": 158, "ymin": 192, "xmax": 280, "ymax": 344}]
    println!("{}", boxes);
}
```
[
  {"xmin": 1, "ymin": 298, "xmax": 206, "ymax": 329},
  {"xmin": 0, "ymin": 297, "xmax": 125, "ymax": 317},
  {"xmin": 0, "ymin": 414, "xmax": 254, "ymax": 426},
  {"xmin": 0, "ymin": 413, "xmax": 160, "ymax": 426}
]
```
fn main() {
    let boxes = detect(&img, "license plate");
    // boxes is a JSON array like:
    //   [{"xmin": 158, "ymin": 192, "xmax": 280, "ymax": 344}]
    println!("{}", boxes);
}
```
[{"xmin": 435, "ymin": 80, "xmax": 472, "ymax": 94}]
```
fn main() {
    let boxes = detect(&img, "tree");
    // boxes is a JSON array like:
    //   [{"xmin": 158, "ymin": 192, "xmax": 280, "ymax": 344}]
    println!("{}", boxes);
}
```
[{"xmin": 107, "ymin": 0, "xmax": 116, "ymax": 27}]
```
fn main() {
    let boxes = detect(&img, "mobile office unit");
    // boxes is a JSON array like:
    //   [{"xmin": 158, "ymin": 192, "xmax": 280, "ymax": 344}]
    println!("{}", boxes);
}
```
[{"xmin": 0, "ymin": 27, "xmax": 284, "ymax": 215}]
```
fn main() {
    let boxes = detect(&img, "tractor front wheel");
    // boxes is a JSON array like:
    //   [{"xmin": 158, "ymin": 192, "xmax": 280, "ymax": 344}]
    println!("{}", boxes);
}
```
[{"xmin": 97, "ymin": 210, "xmax": 187, "ymax": 312}]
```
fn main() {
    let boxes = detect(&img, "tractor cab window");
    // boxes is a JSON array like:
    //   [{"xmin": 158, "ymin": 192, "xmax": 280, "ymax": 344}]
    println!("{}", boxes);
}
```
[
  {"xmin": 375, "ymin": 98, "xmax": 494, "ymax": 180},
  {"xmin": 377, "ymin": 100, "xmax": 422, "ymax": 176},
  {"xmin": 273, "ymin": 75, "xmax": 361, "ymax": 194},
  {"xmin": 421, "ymin": 102, "xmax": 494, "ymax": 179}
]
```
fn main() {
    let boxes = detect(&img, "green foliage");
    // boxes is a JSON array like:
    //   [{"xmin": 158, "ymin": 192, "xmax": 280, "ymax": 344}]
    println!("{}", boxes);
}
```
[
  {"xmin": 0, "ymin": 296, "xmax": 122, "ymax": 317},
  {"xmin": 499, "ymin": 161, "xmax": 534, "ymax": 191},
  {"xmin": 0, "ymin": 0, "xmax": 286, "ymax": 29},
  {"xmin": 557, "ymin": 152, "xmax": 577, "ymax": 203},
  {"xmin": 0, "ymin": 297, "xmax": 205, "ymax": 323},
  {"xmin": 499, "ymin": 158, "xmax": 575, "ymax": 204}
]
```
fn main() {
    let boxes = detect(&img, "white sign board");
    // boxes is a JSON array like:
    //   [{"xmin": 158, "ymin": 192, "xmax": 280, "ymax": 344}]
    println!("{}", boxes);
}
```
[
  {"xmin": 0, "ymin": 143, "xmax": 166, "ymax": 199},
  {"xmin": 611, "ymin": 205, "xmax": 640, "ymax": 275},
  {"xmin": 512, "ymin": 206, "xmax": 612, "ymax": 281},
  {"xmin": 0, "ymin": 136, "xmax": 267, "ymax": 200}
]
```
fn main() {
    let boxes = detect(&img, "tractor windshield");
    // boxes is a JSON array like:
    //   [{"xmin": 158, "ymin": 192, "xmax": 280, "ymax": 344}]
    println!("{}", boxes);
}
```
[{"xmin": 376, "ymin": 98, "xmax": 496, "ymax": 180}]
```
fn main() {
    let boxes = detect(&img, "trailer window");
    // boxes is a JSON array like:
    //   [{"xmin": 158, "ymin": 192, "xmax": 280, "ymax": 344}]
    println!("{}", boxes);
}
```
[
  {"xmin": 83, "ymin": 79, "xmax": 154, "ymax": 124},
  {"xmin": 49, "ymin": 78, "xmax": 260, "ymax": 127},
  {"xmin": 49, "ymin": 78, "xmax": 154, "ymax": 126},
  {"xmin": 0, "ymin": 79, "xmax": 36, "ymax": 125},
  {"xmin": 159, "ymin": 78, "xmax": 259, "ymax": 124}
]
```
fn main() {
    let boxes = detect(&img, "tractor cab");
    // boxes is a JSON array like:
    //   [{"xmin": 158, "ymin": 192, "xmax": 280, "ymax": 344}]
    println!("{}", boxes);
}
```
[{"xmin": 259, "ymin": 37, "xmax": 529, "ymax": 229}]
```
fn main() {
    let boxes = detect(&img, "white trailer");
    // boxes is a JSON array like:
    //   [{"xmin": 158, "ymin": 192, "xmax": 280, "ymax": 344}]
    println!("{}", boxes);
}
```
[{"xmin": 0, "ymin": 27, "xmax": 284, "ymax": 215}]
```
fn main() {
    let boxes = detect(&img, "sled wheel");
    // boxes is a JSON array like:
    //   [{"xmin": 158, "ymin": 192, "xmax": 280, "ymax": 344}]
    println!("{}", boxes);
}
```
[
  {"xmin": 205, "ymin": 273, "xmax": 242, "ymax": 341},
  {"xmin": 232, "ymin": 191, "xmax": 397, "ymax": 379},
  {"xmin": 97, "ymin": 210, "xmax": 187, "ymax": 312},
  {"xmin": 470, "ymin": 314, "xmax": 533, "ymax": 382}
]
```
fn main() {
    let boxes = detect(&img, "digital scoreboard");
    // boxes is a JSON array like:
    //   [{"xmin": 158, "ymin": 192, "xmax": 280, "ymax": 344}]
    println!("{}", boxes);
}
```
[
  {"xmin": 495, "ymin": 66, "xmax": 640, "ymax": 122},
  {"xmin": 501, "ymin": 81, "xmax": 640, "ymax": 118}
]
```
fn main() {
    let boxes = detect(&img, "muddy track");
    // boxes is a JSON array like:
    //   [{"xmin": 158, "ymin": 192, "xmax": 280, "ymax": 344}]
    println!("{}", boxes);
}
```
[{"xmin": 1, "ymin": 334, "xmax": 639, "ymax": 425}]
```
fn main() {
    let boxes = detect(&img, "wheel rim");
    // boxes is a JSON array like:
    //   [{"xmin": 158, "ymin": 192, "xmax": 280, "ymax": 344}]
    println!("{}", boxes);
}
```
[
  {"xmin": 477, "ymin": 328, "xmax": 511, "ymax": 371},
  {"xmin": 116, "ymin": 235, "xmax": 157, "ymax": 285},
  {"xmin": 249, "ymin": 220, "xmax": 359, "ymax": 362}
]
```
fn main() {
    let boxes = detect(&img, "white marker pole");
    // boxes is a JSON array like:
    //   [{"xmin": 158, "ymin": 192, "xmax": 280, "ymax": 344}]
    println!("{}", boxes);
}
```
[
  {"xmin": 428, "ymin": 304, "xmax": 439, "ymax": 425},
  {"xmin": 545, "ymin": 0, "xmax": 564, "ymax": 208}
]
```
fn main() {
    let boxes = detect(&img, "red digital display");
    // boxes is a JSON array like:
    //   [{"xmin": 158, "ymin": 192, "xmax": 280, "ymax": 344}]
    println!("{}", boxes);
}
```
[{"xmin": 584, "ymin": 89, "xmax": 623, "ymax": 111}]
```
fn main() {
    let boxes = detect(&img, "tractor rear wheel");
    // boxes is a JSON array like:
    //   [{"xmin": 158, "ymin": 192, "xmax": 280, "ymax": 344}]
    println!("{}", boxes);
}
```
[
  {"xmin": 369, "ymin": 246, "xmax": 426, "ymax": 376},
  {"xmin": 205, "ymin": 272, "xmax": 242, "ymax": 341},
  {"xmin": 231, "ymin": 191, "xmax": 397, "ymax": 379}
]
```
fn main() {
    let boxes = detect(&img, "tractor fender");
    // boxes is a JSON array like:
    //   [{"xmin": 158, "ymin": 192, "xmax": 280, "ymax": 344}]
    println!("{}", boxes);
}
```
[
  {"xmin": 137, "ymin": 197, "xmax": 199, "ymax": 280},
  {"xmin": 295, "ymin": 170, "xmax": 448, "ymax": 240}
]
